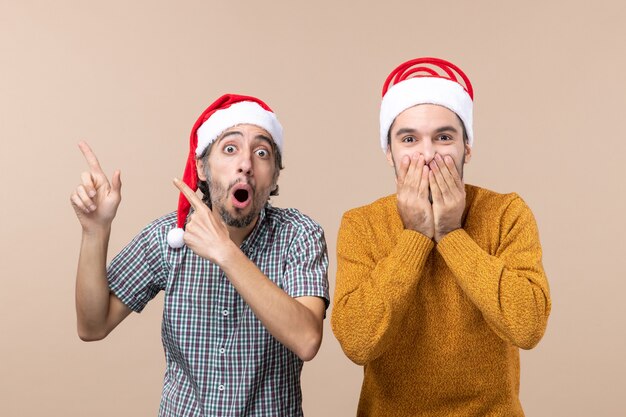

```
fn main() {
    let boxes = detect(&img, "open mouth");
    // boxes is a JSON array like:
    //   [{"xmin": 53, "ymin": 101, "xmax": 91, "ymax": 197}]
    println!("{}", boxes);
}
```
[
  {"xmin": 234, "ymin": 188, "xmax": 249, "ymax": 203},
  {"xmin": 230, "ymin": 183, "xmax": 253, "ymax": 209}
]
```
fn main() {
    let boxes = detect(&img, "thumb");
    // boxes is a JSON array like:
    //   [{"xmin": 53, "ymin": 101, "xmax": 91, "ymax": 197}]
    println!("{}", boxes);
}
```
[{"xmin": 111, "ymin": 169, "xmax": 122, "ymax": 195}]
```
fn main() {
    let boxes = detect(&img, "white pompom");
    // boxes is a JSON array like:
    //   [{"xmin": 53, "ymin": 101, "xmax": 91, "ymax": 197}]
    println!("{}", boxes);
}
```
[{"xmin": 167, "ymin": 228, "xmax": 185, "ymax": 248}]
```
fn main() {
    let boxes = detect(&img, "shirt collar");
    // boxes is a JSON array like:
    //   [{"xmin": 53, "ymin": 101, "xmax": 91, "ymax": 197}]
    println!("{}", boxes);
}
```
[{"xmin": 240, "ymin": 203, "xmax": 270, "ymax": 253}]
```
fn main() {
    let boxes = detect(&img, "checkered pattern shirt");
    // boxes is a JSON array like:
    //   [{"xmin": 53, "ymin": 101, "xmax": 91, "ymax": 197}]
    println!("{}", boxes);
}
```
[{"xmin": 107, "ymin": 205, "xmax": 329, "ymax": 417}]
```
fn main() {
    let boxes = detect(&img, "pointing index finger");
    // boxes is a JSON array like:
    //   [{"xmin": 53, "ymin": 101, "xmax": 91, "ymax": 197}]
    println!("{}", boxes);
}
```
[
  {"xmin": 78, "ymin": 141, "xmax": 105, "ymax": 173},
  {"xmin": 173, "ymin": 178, "xmax": 204, "ymax": 210}
]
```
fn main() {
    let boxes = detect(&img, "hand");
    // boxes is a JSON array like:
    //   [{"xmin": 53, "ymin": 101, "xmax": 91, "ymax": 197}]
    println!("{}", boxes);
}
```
[
  {"xmin": 396, "ymin": 153, "xmax": 434, "ymax": 239},
  {"xmin": 70, "ymin": 141, "xmax": 122, "ymax": 232},
  {"xmin": 429, "ymin": 154, "xmax": 466, "ymax": 242},
  {"xmin": 173, "ymin": 178, "xmax": 237, "ymax": 264}
]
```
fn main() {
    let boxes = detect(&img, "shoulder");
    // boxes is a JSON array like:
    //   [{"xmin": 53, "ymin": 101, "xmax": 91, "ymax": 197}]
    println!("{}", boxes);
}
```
[
  {"xmin": 121, "ymin": 212, "xmax": 178, "ymax": 251},
  {"xmin": 140, "ymin": 212, "xmax": 178, "ymax": 238},
  {"xmin": 109, "ymin": 212, "xmax": 179, "ymax": 271},
  {"xmin": 342, "ymin": 194, "xmax": 397, "ymax": 223},
  {"xmin": 337, "ymin": 194, "xmax": 403, "ymax": 243},
  {"xmin": 340, "ymin": 194, "xmax": 401, "ymax": 234},
  {"xmin": 466, "ymin": 184, "xmax": 534, "ymax": 220},
  {"xmin": 264, "ymin": 205, "xmax": 325, "ymax": 237}
]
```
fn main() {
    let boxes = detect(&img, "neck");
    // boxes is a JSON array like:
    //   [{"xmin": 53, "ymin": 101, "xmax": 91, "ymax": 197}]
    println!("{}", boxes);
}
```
[
  {"xmin": 220, "ymin": 214, "xmax": 259, "ymax": 247},
  {"xmin": 229, "ymin": 224, "xmax": 255, "ymax": 247}
]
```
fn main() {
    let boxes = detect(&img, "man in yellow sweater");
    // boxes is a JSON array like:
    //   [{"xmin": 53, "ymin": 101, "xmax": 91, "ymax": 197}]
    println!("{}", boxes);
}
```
[{"xmin": 331, "ymin": 57, "xmax": 551, "ymax": 416}]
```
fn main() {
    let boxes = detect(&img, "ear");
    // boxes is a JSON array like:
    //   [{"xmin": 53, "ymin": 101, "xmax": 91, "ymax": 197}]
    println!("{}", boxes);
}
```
[
  {"xmin": 270, "ymin": 179, "xmax": 278, "ymax": 196},
  {"xmin": 385, "ymin": 147, "xmax": 395, "ymax": 168},
  {"xmin": 463, "ymin": 142, "xmax": 472, "ymax": 164},
  {"xmin": 196, "ymin": 159, "xmax": 207, "ymax": 181}
]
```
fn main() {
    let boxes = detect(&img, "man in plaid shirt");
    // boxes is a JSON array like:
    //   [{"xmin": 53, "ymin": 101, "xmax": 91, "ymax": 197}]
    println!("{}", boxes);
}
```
[{"xmin": 70, "ymin": 94, "xmax": 329, "ymax": 416}]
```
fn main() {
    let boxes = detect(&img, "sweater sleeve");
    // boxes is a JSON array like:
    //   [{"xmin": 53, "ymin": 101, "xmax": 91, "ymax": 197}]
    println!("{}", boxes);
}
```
[
  {"xmin": 436, "ymin": 197, "xmax": 551, "ymax": 349},
  {"xmin": 331, "ymin": 210, "xmax": 434, "ymax": 365}
]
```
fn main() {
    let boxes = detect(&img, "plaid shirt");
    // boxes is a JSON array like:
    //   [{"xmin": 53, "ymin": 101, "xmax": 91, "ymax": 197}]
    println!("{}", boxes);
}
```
[{"xmin": 107, "ymin": 205, "xmax": 329, "ymax": 417}]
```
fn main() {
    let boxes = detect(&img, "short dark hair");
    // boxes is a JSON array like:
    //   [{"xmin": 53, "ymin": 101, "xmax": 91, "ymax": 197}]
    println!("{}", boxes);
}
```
[{"xmin": 196, "ymin": 138, "xmax": 284, "ymax": 208}]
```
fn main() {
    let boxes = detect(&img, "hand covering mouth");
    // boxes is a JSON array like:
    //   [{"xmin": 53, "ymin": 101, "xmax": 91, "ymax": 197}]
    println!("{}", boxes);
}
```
[{"xmin": 231, "ymin": 183, "xmax": 253, "ymax": 209}]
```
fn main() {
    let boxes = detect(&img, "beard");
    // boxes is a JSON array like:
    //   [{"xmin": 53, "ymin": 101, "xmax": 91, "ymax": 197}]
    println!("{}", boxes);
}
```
[
  {"xmin": 207, "ymin": 177, "xmax": 269, "ymax": 229},
  {"xmin": 217, "ymin": 204, "xmax": 257, "ymax": 228}
]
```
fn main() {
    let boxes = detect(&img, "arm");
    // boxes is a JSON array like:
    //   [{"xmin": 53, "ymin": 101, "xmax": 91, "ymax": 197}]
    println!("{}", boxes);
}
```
[
  {"xmin": 331, "ymin": 211, "xmax": 434, "ymax": 365},
  {"xmin": 332, "ymin": 152, "xmax": 435, "ymax": 365},
  {"xmin": 173, "ymin": 178, "xmax": 326, "ymax": 361},
  {"xmin": 220, "ymin": 250, "xmax": 326, "ymax": 361},
  {"xmin": 436, "ymin": 198, "xmax": 551, "ymax": 349},
  {"xmin": 429, "ymin": 154, "xmax": 550, "ymax": 348},
  {"xmin": 70, "ymin": 142, "xmax": 131, "ymax": 341}
]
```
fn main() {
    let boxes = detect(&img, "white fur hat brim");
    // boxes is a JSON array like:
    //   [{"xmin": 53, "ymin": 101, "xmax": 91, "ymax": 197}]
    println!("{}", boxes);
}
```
[
  {"xmin": 379, "ymin": 77, "xmax": 473, "ymax": 152},
  {"xmin": 196, "ymin": 101, "xmax": 283, "ymax": 157}
]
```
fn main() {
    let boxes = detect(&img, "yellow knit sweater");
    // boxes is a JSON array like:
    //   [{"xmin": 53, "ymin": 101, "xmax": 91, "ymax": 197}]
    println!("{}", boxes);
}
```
[{"xmin": 331, "ymin": 184, "xmax": 551, "ymax": 417}]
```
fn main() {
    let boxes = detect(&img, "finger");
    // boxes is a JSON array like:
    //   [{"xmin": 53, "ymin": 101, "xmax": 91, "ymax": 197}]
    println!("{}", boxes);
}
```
[
  {"xmin": 429, "ymin": 155, "xmax": 450, "ymax": 194},
  {"xmin": 80, "ymin": 171, "xmax": 97, "ymax": 197},
  {"xmin": 396, "ymin": 155, "xmax": 411, "ymax": 186},
  {"xmin": 436, "ymin": 154, "xmax": 457, "ymax": 191},
  {"xmin": 429, "ymin": 171, "xmax": 443, "ymax": 203},
  {"xmin": 405, "ymin": 153, "xmax": 421, "ymax": 184},
  {"xmin": 70, "ymin": 192, "xmax": 91, "ymax": 214},
  {"xmin": 443, "ymin": 155, "xmax": 464, "ymax": 189},
  {"xmin": 78, "ymin": 141, "xmax": 105, "ymax": 174},
  {"xmin": 76, "ymin": 185, "xmax": 96, "ymax": 211},
  {"xmin": 111, "ymin": 170, "xmax": 122, "ymax": 195},
  {"xmin": 418, "ymin": 165, "xmax": 430, "ymax": 198},
  {"xmin": 412, "ymin": 154, "xmax": 426, "ymax": 187},
  {"xmin": 173, "ymin": 178, "xmax": 204, "ymax": 210}
]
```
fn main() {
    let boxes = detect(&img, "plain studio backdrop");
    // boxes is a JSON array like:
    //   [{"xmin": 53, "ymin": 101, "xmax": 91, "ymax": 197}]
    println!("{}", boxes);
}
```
[{"xmin": 1, "ymin": 1, "xmax": 625, "ymax": 416}]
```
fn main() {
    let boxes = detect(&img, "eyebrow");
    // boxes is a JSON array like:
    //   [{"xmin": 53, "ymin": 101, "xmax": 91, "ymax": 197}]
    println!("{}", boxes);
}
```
[
  {"xmin": 215, "ymin": 131, "xmax": 274, "ymax": 148},
  {"xmin": 394, "ymin": 128, "xmax": 417, "ymax": 137},
  {"xmin": 216, "ymin": 131, "xmax": 243, "ymax": 144},
  {"xmin": 434, "ymin": 125, "xmax": 459, "ymax": 134},
  {"xmin": 254, "ymin": 135, "xmax": 274, "ymax": 147}
]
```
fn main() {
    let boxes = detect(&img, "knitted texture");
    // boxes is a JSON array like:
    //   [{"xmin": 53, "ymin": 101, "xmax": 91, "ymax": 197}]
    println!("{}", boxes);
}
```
[{"xmin": 331, "ymin": 184, "xmax": 551, "ymax": 417}]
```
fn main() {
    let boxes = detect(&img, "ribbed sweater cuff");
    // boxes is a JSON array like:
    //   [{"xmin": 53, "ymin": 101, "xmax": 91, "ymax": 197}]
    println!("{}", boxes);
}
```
[
  {"xmin": 435, "ymin": 228, "xmax": 500, "ymax": 285},
  {"xmin": 436, "ymin": 228, "xmax": 485, "ymax": 263},
  {"xmin": 390, "ymin": 230, "xmax": 435, "ymax": 271}
]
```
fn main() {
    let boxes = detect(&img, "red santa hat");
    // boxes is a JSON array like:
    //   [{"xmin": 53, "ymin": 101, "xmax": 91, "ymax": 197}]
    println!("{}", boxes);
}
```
[
  {"xmin": 379, "ymin": 57, "xmax": 474, "ymax": 152},
  {"xmin": 166, "ymin": 93, "xmax": 283, "ymax": 248}
]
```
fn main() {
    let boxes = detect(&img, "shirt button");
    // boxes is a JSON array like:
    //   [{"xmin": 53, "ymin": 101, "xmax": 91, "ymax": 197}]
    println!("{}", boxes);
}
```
[
  {"xmin": 219, "ymin": 348, "xmax": 226, "ymax": 354},
  {"xmin": 222, "ymin": 309, "xmax": 229, "ymax": 316},
  {"xmin": 218, "ymin": 384, "xmax": 225, "ymax": 392}
]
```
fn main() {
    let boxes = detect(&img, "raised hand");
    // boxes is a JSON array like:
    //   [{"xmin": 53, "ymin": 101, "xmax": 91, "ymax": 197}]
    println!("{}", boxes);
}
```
[
  {"xmin": 173, "ymin": 178, "xmax": 236, "ymax": 264},
  {"xmin": 429, "ymin": 154, "xmax": 466, "ymax": 242},
  {"xmin": 396, "ymin": 153, "xmax": 434, "ymax": 239},
  {"xmin": 70, "ymin": 141, "xmax": 122, "ymax": 231}
]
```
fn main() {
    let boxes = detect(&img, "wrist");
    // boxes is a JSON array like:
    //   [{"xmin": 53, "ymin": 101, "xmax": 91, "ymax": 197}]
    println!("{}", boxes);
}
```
[
  {"xmin": 213, "ymin": 240, "xmax": 242, "ymax": 267},
  {"xmin": 435, "ymin": 226, "xmax": 461, "ymax": 243},
  {"xmin": 82, "ymin": 224, "xmax": 112, "ymax": 239},
  {"xmin": 410, "ymin": 226, "xmax": 434, "ymax": 239}
]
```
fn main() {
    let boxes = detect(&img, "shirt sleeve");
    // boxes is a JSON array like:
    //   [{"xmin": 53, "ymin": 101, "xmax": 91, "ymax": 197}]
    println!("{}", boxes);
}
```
[
  {"xmin": 282, "ymin": 222, "xmax": 330, "ymax": 309},
  {"xmin": 436, "ymin": 196, "xmax": 551, "ymax": 349},
  {"xmin": 107, "ymin": 221, "xmax": 169, "ymax": 313}
]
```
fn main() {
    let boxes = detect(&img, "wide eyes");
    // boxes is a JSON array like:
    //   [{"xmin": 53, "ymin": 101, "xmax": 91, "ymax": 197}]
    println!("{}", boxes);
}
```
[
  {"xmin": 255, "ymin": 149, "xmax": 269, "ymax": 158},
  {"xmin": 222, "ymin": 144, "xmax": 270, "ymax": 158}
]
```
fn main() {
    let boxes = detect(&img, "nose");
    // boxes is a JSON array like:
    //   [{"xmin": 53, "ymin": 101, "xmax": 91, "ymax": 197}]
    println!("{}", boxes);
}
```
[
  {"xmin": 420, "ymin": 140, "xmax": 435, "ymax": 164},
  {"xmin": 237, "ymin": 148, "xmax": 253, "ymax": 176}
]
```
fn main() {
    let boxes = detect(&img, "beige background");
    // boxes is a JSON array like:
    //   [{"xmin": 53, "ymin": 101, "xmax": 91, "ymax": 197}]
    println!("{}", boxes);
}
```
[{"xmin": 1, "ymin": 0, "xmax": 625, "ymax": 416}]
